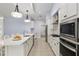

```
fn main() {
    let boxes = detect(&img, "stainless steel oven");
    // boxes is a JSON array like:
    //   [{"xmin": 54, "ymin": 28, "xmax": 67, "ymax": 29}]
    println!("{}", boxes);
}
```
[
  {"xmin": 60, "ymin": 18, "xmax": 79, "ymax": 56},
  {"xmin": 60, "ymin": 18, "xmax": 79, "ymax": 41}
]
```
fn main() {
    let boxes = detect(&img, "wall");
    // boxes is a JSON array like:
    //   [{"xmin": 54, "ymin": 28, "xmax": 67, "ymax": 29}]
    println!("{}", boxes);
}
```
[
  {"xmin": 4, "ymin": 16, "xmax": 45, "ymax": 39},
  {"xmin": 4, "ymin": 17, "xmax": 34, "ymax": 35},
  {"xmin": 33, "ymin": 20, "xmax": 45, "ymax": 38}
]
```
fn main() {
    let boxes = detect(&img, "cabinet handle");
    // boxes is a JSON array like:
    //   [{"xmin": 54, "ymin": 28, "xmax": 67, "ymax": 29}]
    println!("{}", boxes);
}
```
[{"xmin": 64, "ymin": 15, "xmax": 67, "ymax": 17}]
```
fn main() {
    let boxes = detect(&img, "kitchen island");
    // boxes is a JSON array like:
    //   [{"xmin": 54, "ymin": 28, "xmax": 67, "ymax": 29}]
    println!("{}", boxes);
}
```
[
  {"xmin": 0, "ymin": 40, "xmax": 4, "ymax": 56},
  {"xmin": 4, "ymin": 34, "xmax": 34, "ymax": 56}
]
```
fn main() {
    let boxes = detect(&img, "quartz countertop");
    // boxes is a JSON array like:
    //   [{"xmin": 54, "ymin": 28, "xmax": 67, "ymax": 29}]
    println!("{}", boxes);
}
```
[{"xmin": 4, "ymin": 34, "xmax": 34, "ymax": 46}]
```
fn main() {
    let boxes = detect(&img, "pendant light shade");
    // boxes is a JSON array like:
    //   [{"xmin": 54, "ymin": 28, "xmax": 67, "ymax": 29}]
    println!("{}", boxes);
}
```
[
  {"xmin": 24, "ymin": 10, "xmax": 31, "ymax": 22},
  {"xmin": 11, "ymin": 12, "xmax": 22, "ymax": 18},
  {"xmin": 24, "ymin": 19, "xmax": 31, "ymax": 22},
  {"xmin": 11, "ymin": 4, "xmax": 23, "ymax": 18}
]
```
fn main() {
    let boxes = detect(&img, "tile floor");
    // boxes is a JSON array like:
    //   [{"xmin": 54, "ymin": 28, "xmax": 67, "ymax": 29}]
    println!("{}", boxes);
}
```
[{"xmin": 29, "ymin": 37, "xmax": 55, "ymax": 56}]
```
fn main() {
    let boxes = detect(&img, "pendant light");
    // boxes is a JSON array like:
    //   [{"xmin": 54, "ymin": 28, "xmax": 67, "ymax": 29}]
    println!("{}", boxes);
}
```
[
  {"xmin": 24, "ymin": 10, "xmax": 31, "ymax": 22},
  {"xmin": 11, "ymin": 4, "xmax": 23, "ymax": 18}
]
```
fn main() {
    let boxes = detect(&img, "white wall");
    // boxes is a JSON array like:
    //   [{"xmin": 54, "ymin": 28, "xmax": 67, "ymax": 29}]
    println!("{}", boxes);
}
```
[
  {"xmin": 4, "ymin": 16, "xmax": 46, "ymax": 39},
  {"xmin": 24, "ymin": 21, "xmax": 34, "ymax": 33},
  {"xmin": 4, "ymin": 17, "xmax": 34, "ymax": 35},
  {"xmin": 33, "ymin": 20, "xmax": 45, "ymax": 38}
]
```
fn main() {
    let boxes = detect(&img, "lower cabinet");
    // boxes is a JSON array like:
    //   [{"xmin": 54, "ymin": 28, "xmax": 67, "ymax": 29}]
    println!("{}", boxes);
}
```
[
  {"xmin": 52, "ymin": 37, "xmax": 59, "ymax": 56},
  {"xmin": 0, "ymin": 46, "xmax": 5, "ymax": 56},
  {"xmin": 48, "ymin": 37, "xmax": 60, "ymax": 56},
  {"xmin": 24, "ymin": 37, "xmax": 33, "ymax": 55},
  {"xmin": 5, "ymin": 36, "xmax": 34, "ymax": 56},
  {"xmin": 0, "ymin": 48, "xmax": 2, "ymax": 56},
  {"xmin": 24, "ymin": 41, "xmax": 29, "ymax": 55}
]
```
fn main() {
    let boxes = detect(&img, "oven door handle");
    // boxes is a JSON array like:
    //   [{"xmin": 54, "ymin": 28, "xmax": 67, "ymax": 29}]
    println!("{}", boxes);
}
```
[{"xmin": 51, "ymin": 34, "xmax": 60, "ymax": 37}]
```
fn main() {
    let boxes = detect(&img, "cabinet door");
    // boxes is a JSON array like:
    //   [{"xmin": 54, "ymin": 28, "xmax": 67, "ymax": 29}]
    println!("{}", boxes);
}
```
[
  {"xmin": 59, "ymin": 4, "xmax": 67, "ymax": 21},
  {"xmin": 0, "ymin": 18, "xmax": 4, "ymax": 56},
  {"xmin": 59, "ymin": 3, "xmax": 77, "ymax": 21},
  {"xmin": 52, "ymin": 37, "xmax": 60, "ymax": 56},
  {"xmin": 66, "ymin": 3, "xmax": 77, "ymax": 18},
  {"xmin": 49, "ymin": 36, "xmax": 53, "ymax": 47},
  {"xmin": 27, "ymin": 37, "xmax": 33, "ymax": 53},
  {"xmin": 54, "ymin": 39, "xmax": 59, "ymax": 56},
  {"xmin": 51, "ymin": 39, "xmax": 55, "ymax": 51},
  {"xmin": 0, "ymin": 47, "xmax": 5, "ymax": 56},
  {"xmin": 0, "ymin": 48, "xmax": 2, "ymax": 56},
  {"xmin": 24, "ymin": 42, "xmax": 28, "ymax": 55},
  {"xmin": 0, "ymin": 19, "xmax": 3, "ymax": 39}
]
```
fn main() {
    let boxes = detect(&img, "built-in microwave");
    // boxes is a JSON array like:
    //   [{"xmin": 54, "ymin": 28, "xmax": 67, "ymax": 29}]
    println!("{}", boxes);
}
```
[{"xmin": 60, "ymin": 18, "xmax": 79, "ymax": 41}]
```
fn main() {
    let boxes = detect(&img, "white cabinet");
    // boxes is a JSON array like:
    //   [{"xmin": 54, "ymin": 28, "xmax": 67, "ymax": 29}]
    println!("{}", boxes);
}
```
[
  {"xmin": 24, "ymin": 36, "xmax": 33, "ymax": 55},
  {"xmin": 59, "ymin": 4, "xmax": 67, "ymax": 20},
  {"xmin": 0, "ymin": 17, "xmax": 3, "ymax": 39},
  {"xmin": 5, "ymin": 36, "xmax": 34, "ymax": 56},
  {"xmin": 47, "ymin": 19, "xmax": 52, "ymax": 43},
  {"xmin": 52, "ymin": 37, "xmax": 59, "ymax": 56},
  {"xmin": 0, "ymin": 17, "xmax": 4, "ymax": 56},
  {"xmin": 47, "ymin": 12, "xmax": 60, "ymax": 56},
  {"xmin": 0, "ymin": 48, "xmax": 2, "ymax": 56},
  {"xmin": 48, "ymin": 36, "xmax": 60, "ymax": 56},
  {"xmin": 24, "ymin": 41, "xmax": 29, "ymax": 55},
  {"xmin": 67, "ymin": 3, "xmax": 77, "ymax": 18},
  {"xmin": 26, "ymin": 37, "xmax": 33, "ymax": 55},
  {"xmin": 52, "ymin": 12, "xmax": 60, "ymax": 56},
  {"xmin": 0, "ymin": 46, "xmax": 5, "ymax": 56},
  {"xmin": 24, "ymin": 37, "xmax": 33, "ymax": 55},
  {"xmin": 59, "ymin": 3, "xmax": 77, "ymax": 21}
]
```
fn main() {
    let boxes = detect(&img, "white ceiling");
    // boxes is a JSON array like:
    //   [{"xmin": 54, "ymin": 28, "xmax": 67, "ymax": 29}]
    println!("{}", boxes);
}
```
[{"xmin": 0, "ymin": 3, "xmax": 53, "ymax": 20}]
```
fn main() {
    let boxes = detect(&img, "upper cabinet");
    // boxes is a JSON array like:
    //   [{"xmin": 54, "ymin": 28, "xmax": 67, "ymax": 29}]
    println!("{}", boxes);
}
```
[
  {"xmin": 59, "ymin": 4, "xmax": 67, "ymax": 20},
  {"xmin": 59, "ymin": 3, "xmax": 77, "ymax": 21},
  {"xmin": 67, "ymin": 3, "xmax": 77, "ymax": 18}
]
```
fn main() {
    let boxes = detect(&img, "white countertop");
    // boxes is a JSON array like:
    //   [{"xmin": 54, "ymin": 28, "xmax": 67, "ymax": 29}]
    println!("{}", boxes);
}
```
[{"xmin": 4, "ymin": 34, "xmax": 33, "ymax": 46}]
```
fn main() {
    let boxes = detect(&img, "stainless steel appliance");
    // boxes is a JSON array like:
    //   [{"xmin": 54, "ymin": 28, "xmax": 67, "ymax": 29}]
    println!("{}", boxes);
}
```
[
  {"xmin": 60, "ymin": 18, "xmax": 79, "ymax": 56},
  {"xmin": 60, "ymin": 18, "xmax": 79, "ymax": 41}
]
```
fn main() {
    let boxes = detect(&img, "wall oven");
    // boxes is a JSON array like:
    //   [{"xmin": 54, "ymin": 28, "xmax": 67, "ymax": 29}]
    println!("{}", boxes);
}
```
[
  {"xmin": 60, "ymin": 18, "xmax": 79, "ymax": 41},
  {"xmin": 60, "ymin": 18, "xmax": 79, "ymax": 56}
]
